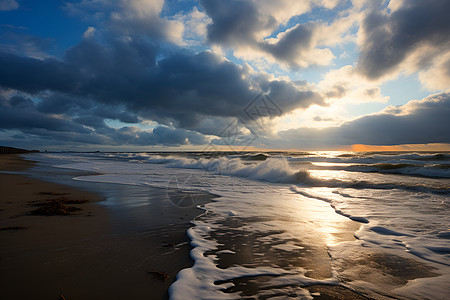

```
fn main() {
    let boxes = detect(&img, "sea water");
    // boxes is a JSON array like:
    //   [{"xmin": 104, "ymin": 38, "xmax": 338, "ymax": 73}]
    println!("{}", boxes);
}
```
[{"xmin": 27, "ymin": 151, "xmax": 450, "ymax": 299}]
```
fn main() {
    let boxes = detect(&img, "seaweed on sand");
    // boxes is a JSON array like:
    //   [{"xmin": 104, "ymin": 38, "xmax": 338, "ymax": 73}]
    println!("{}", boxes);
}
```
[{"xmin": 29, "ymin": 197, "xmax": 87, "ymax": 216}]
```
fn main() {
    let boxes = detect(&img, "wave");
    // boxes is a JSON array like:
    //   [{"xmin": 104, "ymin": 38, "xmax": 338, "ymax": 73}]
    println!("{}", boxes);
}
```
[
  {"xmin": 372, "ymin": 163, "xmax": 416, "ymax": 170},
  {"xmin": 242, "ymin": 153, "xmax": 269, "ymax": 161},
  {"xmin": 343, "ymin": 163, "xmax": 450, "ymax": 178},
  {"xmin": 140, "ymin": 154, "xmax": 310, "ymax": 185},
  {"xmin": 411, "ymin": 153, "xmax": 450, "ymax": 161},
  {"xmin": 372, "ymin": 152, "xmax": 450, "ymax": 162},
  {"xmin": 98, "ymin": 153, "xmax": 449, "ymax": 194},
  {"xmin": 285, "ymin": 152, "xmax": 450, "ymax": 165}
]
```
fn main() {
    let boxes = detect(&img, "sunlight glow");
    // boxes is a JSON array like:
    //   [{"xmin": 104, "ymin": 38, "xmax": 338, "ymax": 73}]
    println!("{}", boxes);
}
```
[{"xmin": 352, "ymin": 143, "xmax": 450, "ymax": 152}]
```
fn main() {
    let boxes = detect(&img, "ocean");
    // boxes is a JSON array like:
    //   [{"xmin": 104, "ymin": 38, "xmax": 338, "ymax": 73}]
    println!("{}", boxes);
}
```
[{"xmin": 26, "ymin": 151, "xmax": 450, "ymax": 299}]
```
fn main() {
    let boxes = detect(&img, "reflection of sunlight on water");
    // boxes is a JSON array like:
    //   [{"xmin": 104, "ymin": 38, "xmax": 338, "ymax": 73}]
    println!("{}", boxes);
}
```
[
  {"xmin": 309, "ymin": 169, "xmax": 352, "ymax": 181},
  {"xmin": 308, "ymin": 169, "xmax": 448, "ymax": 189},
  {"xmin": 307, "ymin": 203, "xmax": 353, "ymax": 246},
  {"xmin": 311, "ymin": 162, "xmax": 356, "ymax": 167},
  {"xmin": 311, "ymin": 151, "xmax": 353, "ymax": 158},
  {"xmin": 273, "ymin": 190, "xmax": 357, "ymax": 247}
]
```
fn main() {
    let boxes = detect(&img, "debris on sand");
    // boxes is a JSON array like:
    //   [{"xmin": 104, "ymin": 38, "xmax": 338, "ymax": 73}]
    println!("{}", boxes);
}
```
[
  {"xmin": 29, "ymin": 197, "xmax": 87, "ymax": 216},
  {"xmin": 148, "ymin": 271, "xmax": 170, "ymax": 281}
]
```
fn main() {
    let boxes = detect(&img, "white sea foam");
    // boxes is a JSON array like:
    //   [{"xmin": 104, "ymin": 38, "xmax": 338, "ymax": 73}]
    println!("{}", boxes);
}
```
[
  {"xmin": 290, "ymin": 186, "xmax": 450, "ymax": 268},
  {"xmin": 169, "ymin": 221, "xmax": 298, "ymax": 300},
  {"xmin": 392, "ymin": 273, "xmax": 450, "ymax": 299}
]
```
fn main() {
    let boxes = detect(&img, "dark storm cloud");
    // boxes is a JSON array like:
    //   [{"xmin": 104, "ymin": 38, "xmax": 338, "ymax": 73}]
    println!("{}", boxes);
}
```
[
  {"xmin": 0, "ymin": 34, "xmax": 324, "ymax": 133},
  {"xmin": 94, "ymin": 107, "xmax": 140, "ymax": 124},
  {"xmin": 0, "ymin": 0, "xmax": 331, "ymax": 148},
  {"xmin": 73, "ymin": 115, "xmax": 108, "ymax": 129},
  {"xmin": 260, "ymin": 22, "xmax": 317, "ymax": 66},
  {"xmin": 145, "ymin": 126, "xmax": 206, "ymax": 146},
  {"xmin": 0, "ymin": 94, "xmax": 91, "ymax": 134},
  {"xmin": 0, "ymin": 91, "xmax": 207, "ymax": 147},
  {"xmin": 35, "ymin": 92, "xmax": 140, "ymax": 125},
  {"xmin": 357, "ymin": 0, "xmax": 450, "ymax": 79},
  {"xmin": 265, "ymin": 80, "xmax": 325, "ymax": 111},
  {"xmin": 65, "ymin": 38, "xmax": 322, "ymax": 126},
  {"xmin": 277, "ymin": 91, "xmax": 450, "ymax": 147},
  {"xmin": 107, "ymin": 126, "xmax": 206, "ymax": 146},
  {"xmin": 0, "ymin": 50, "xmax": 80, "ymax": 94},
  {"xmin": 199, "ymin": 0, "xmax": 276, "ymax": 46},
  {"xmin": 0, "ymin": 28, "xmax": 53, "ymax": 58}
]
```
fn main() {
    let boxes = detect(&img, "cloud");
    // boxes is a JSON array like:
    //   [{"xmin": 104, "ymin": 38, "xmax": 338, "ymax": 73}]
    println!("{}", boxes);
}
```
[
  {"xmin": 199, "ymin": 0, "xmax": 354, "ymax": 69},
  {"xmin": 414, "ymin": 45, "xmax": 450, "ymax": 90},
  {"xmin": 0, "ymin": 28, "xmax": 54, "ymax": 59},
  {"xmin": 147, "ymin": 126, "xmax": 206, "ymax": 146},
  {"xmin": 0, "ymin": 33, "xmax": 324, "ymax": 131},
  {"xmin": 275, "ymin": 90, "xmax": 450, "ymax": 147},
  {"xmin": 317, "ymin": 65, "xmax": 390, "ymax": 103},
  {"xmin": 0, "ymin": 14, "xmax": 326, "ymax": 148},
  {"xmin": 64, "ymin": 0, "xmax": 184, "ymax": 45},
  {"xmin": 0, "ymin": 0, "xmax": 18, "ymax": 11},
  {"xmin": 110, "ymin": 0, "xmax": 185, "ymax": 45},
  {"xmin": 0, "ymin": 0, "xmax": 331, "ymax": 149},
  {"xmin": 0, "ymin": 90, "xmax": 207, "ymax": 147},
  {"xmin": 0, "ymin": 51, "xmax": 81, "ymax": 94},
  {"xmin": 357, "ymin": 0, "xmax": 450, "ymax": 88},
  {"xmin": 82, "ymin": 26, "xmax": 96, "ymax": 39},
  {"xmin": 199, "ymin": 0, "xmax": 276, "ymax": 46},
  {"xmin": 313, "ymin": 116, "xmax": 335, "ymax": 122},
  {"xmin": 0, "ymin": 93, "xmax": 91, "ymax": 134},
  {"xmin": 170, "ymin": 7, "xmax": 211, "ymax": 45},
  {"xmin": 260, "ymin": 22, "xmax": 334, "ymax": 68},
  {"xmin": 3, "ymin": 0, "xmax": 446, "ymax": 150}
]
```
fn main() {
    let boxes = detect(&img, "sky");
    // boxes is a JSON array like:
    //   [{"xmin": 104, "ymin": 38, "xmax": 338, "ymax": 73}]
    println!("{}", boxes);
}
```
[{"xmin": 0, "ymin": 0, "xmax": 449, "ymax": 151}]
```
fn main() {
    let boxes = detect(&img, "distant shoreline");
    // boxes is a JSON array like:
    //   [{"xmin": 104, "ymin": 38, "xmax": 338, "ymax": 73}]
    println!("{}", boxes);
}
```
[{"xmin": 0, "ymin": 146, "xmax": 39, "ymax": 155}]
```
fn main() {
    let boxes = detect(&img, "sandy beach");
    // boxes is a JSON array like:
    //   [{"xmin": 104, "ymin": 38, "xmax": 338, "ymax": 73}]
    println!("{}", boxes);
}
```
[{"xmin": 0, "ymin": 155, "xmax": 212, "ymax": 300}]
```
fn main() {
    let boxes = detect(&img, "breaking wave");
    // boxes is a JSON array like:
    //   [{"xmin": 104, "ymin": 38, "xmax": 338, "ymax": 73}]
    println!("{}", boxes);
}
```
[
  {"xmin": 99, "ymin": 153, "xmax": 447, "ymax": 195},
  {"xmin": 144, "ymin": 155, "xmax": 311, "ymax": 184}
]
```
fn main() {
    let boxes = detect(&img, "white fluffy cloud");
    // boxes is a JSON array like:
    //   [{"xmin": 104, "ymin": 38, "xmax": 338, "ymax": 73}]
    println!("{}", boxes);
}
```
[
  {"xmin": 82, "ymin": 26, "xmax": 96, "ymax": 39},
  {"xmin": 317, "ymin": 65, "xmax": 390, "ymax": 104},
  {"xmin": 170, "ymin": 7, "xmax": 211, "ymax": 45}
]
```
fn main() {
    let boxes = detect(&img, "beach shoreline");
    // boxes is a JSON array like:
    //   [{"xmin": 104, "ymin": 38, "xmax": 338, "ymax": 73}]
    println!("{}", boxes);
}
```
[
  {"xmin": 1, "ymin": 153, "xmax": 446, "ymax": 300},
  {"xmin": 0, "ymin": 154, "xmax": 212, "ymax": 300}
]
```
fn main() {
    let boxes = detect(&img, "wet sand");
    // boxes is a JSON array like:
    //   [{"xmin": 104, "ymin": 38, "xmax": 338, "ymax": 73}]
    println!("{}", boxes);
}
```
[
  {"xmin": 199, "ymin": 191, "xmax": 439, "ymax": 300},
  {"xmin": 0, "ymin": 155, "xmax": 213, "ymax": 300}
]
